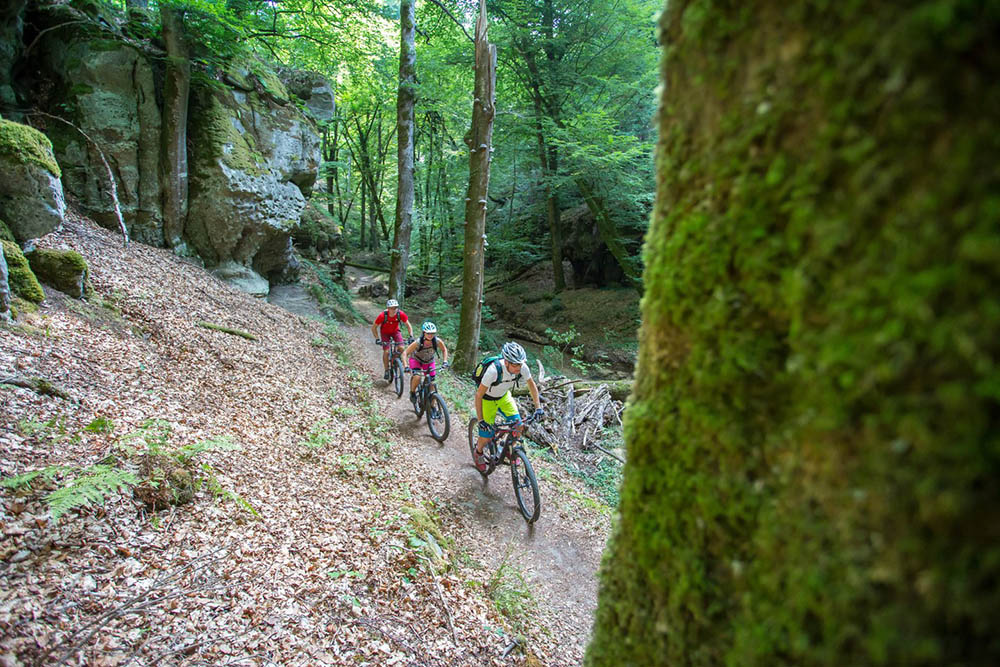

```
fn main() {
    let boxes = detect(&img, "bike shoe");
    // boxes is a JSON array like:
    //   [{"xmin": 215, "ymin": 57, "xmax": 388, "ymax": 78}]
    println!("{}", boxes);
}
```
[
  {"xmin": 383, "ymin": 369, "xmax": 391, "ymax": 380},
  {"xmin": 474, "ymin": 449, "xmax": 488, "ymax": 473}
]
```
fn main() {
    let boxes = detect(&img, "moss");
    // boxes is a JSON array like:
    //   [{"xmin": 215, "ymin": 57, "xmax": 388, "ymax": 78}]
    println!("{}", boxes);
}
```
[
  {"xmin": 192, "ymin": 90, "xmax": 265, "ymax": 175},
  {"xmin": 2, "ymin": 241, "xmax": 44, "ymax": 303},
  {"xmin": 250, "ymin": 62, "xmax": 290, "ymax": 103},
  {"xmin": 0, "ymin": 118, "xmax": 61, "ymax": 178},
  {"xmin": 0, "ymin": 218, "xmax": 14, "ymax": 243},
  {"xmin": 588, "ymin": 1, "xmax": 1000, "ymax": 666},
  {"xmin": 25, "ymin": 248, "xmax": 88, "ymax": 299}
]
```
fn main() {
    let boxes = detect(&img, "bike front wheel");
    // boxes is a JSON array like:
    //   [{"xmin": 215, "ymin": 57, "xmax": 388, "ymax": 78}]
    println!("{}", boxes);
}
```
[
  {"xmin": 426, "ymin": 393, "xmax": 450, "ymax": 442},
  {"xmin": 392, "ymin": 359, "xmax": 404, "ymax": 398},
  {"xmin": 510, "ymin": 448, "xmax": 540, "ymax": 523}
]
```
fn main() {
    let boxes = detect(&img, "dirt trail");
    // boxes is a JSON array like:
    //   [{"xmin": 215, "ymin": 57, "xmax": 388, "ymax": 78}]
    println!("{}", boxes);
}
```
[{"xmin": 341, "ymin": 295, "xmax": 609, "ymax": 665}]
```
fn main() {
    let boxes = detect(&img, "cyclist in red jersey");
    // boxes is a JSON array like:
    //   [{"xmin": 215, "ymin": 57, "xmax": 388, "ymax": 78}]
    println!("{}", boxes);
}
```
[{"xmin": 370, "ymin": 298, "xmax": 413, "ymax": 380}]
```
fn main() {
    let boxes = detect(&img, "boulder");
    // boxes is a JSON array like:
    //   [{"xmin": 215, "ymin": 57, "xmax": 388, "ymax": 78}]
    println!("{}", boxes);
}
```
[
  {"xmin": 25, "ymin": 247, "xmax": 88, "ymax": 299},
  {"xmin": 1, "ymin": 239, "xmax": 43, "ymax": 303},
  {"xmin": 277, "ymin": 67, "xmax": 336, "ymax": 122},
  {"xmin": 211, "ymin": 261, "xmax": 269, "ymax": 297},
  {"xmin": 32, "ymin": 35, "xmax": 162, "ymax": 244},
  {"xmin": 0, "ymin": 117, "xmax": 66, "ymax": 242},
  {"xmin": 187, "ymin": 64, "xmax": 321, "ymax": 295},
  {"xmin": 0, "ymin": 0, "xmax": 26, "ymax": 107}
]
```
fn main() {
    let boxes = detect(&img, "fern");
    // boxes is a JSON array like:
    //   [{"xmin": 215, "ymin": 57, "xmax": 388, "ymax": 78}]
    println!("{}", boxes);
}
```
[
  {"xmin": 174, "ymin": 436, "xmax": 241, "ymax": 465},
  {"xmin": 45, "ymin": 465, "xmax": 138, "ymax": 520},
  {"xmin": 121, "ymin": 418, "xmax": 173, "ymax": 455},
  {"xmin": 1, "ymin": 465, "xmax": 67, "ymax": 490}
]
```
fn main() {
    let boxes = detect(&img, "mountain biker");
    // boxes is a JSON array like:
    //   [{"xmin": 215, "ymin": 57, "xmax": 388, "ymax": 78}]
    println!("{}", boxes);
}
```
[
  {"xmin": 371, "ymin": 299, "xmax": 413, "ymax": 380},
  {"xmin": 473, "ymin": 341, "xmax": 543, "ymax": 472},
  {"xmin": 403, "ymin": 321, "xmax": 449, "ymax": 406}
]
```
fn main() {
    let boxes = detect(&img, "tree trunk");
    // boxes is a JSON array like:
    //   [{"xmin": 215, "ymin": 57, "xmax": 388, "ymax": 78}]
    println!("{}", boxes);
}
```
[
  {"xmin": 575, "ymin": 178, "xmax": 641, "ymax": 290},
  {"xmin": 587, "ymin": 1, "xmax": 1000, "ymax": 665},
  {"xmin": 389, "ymin": 0, "xmax": 416, "ymax": 301},
  {"xmin": 454, "ymin": 0, "xmax": 496, "ymax": 372},
  {"xmin": 159, "ymin": 4, "xmax": 190, "ymax": 249}
]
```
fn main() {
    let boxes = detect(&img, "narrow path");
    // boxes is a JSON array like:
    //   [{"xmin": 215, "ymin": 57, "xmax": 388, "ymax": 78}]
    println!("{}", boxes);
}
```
[{"xmin": 344, "ymin": 297, "xmax": 607, "ymax": 665}]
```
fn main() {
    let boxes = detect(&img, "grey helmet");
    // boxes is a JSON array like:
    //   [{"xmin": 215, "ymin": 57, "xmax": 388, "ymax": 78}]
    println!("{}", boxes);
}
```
[
  {"xmin": 501, "ymin": 341, "xmax": 527, "ymax": 364},
  {"xmin": 386, "ymin": 299, "xmax": 399, "ymax": 308}
]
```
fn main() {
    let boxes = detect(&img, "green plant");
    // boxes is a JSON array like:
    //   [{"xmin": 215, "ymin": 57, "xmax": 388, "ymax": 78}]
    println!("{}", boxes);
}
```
[
  {"xmin": 487, "ymin": 548, "xmax": 536, "ymax": 633},
  {"xmin": 299, "ymin": 421, "xmax": 334, "ymax": 452},
  {"xmin": 174, "ymin": 436, "xmax": 241, "ymax": 465},
  {"xmin": 84, "ymin": 416, "xmax": 114, "ymax": 434},
  {"xmin": 301, "ymin": 259, "xmax": 360, "ymax": 323},
  {"xmin": 1, "ymin": 465, "xmax": 67, "ymax": 491},
  {"xmin": 45, "ymin": 465, "xmax": 139, "ymax": 521}
]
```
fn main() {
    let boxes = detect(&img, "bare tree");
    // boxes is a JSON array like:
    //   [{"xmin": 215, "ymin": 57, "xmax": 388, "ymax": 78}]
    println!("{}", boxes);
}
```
[
  {"xmin": 389, "ymin": 0, "xmax": 416, "ymax": 300},
  {"xmin": 454, "ymin": 0, "xmax": 496, "ymax": 371}
]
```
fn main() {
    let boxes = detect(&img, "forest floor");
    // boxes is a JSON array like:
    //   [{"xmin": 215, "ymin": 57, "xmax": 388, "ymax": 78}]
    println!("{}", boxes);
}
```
[{"xmin": 0, "ymin": 214, "xmax": 613, "ymax": 665}]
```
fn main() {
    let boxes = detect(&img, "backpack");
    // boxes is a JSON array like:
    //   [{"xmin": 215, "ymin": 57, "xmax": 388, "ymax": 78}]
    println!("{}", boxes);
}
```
[
  {"xmin": 380, "ymin": 309, "xmax": 405, "ymax": 326},
  {"xmin": 472, "ymin": 355, "xmax": 504, "ymax": 389}
]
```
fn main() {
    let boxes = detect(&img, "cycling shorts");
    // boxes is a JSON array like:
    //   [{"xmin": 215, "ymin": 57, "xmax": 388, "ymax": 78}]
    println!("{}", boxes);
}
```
[
  {"xmin": 480, "ymin": 392, "xmax": 520, "ymax": 437},
  {"xmin": 409, "ymin": 358, "xmax": 436, "ymax": 376},
  {"xmin": 380, "ymin": 331, "xmax": 403, "ymax": 344}
]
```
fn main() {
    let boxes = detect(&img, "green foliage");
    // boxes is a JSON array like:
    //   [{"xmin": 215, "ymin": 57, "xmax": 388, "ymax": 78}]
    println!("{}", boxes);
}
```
[
  {"xmin": 84, "ymin": 416, "xmax": 114, "ymax": 434},
  {"xmin": 174, "ymin": 435, "xmax": 240, "ymax": 465},
  {"xmin": 1, "ymin": 465, "xmax": 67, "ymax": 491},
  {"xmin": 45, "ymin": 465, "xmax": 138, "ymax": 521},
  {"xmin": 302, "ymin": 258, "xmax": 360, "ymax": 324},
  {"xmin": 589, "ymin": 1, "xmax": 1000, "ymax": 665},
  {"xmin": 298, "ymin": 420, "xmax": 334, "ymax": 453},
  {"xmin": 487, "ymin": 548, "xmax": 536, "ymax": 634}
]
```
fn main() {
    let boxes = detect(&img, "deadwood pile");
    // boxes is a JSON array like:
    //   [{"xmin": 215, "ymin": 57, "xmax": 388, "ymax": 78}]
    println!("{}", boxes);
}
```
[{"xmin": 514, "ymin": 369, "xmax": 627, "ymax": 467}]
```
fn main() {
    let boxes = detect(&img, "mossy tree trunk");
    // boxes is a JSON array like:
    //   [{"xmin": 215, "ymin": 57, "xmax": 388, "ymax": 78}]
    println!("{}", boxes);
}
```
[
  {"xmin": 587, "ymin": 1, "xmax": 1000, "ymax": 665},
  {"xmin": 389, "ymin": 0, "xmax": 416, "ymax": 302},
  {"xmin": 159, "ymin": 4, "xmax": 190, "ymax": 249},
  {"xmin": 454, "ymin": 0, "xmax": 496, "ymax": 372}
]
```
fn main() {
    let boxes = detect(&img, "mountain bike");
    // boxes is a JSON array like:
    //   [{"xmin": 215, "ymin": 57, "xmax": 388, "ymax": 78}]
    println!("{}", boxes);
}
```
[
  {"xmin": 376, "ymin": 338, "xmax": 412, "ymax": 398},
  {"xmin": 467, "ymin": 414, "xmax": 542, "ymax": 523},
  {"xmin": 405, "ymin": 364, "xmax": 451, "ymax": 442}
]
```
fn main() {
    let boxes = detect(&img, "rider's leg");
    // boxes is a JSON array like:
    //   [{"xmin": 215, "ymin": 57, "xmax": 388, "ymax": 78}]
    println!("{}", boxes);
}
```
[
  {"xmin": 408, "ymin": 358, "xmax": 420, "ymax": 395},
  {"xmin": 476, "ymin": 398, "xmax": 501, "ymax": 456}
]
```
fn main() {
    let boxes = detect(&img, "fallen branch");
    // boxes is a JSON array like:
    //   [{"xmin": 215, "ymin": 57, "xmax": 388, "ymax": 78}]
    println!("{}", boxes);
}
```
[
  {"xmin": 0, "ymin": 375, "xmax": 70, "ymax": 400},
  {"xmin": 29, "ymin": 111, "xmax": 129, "ymax": 248},
  {"xmin": 196, "ymin": 321, "xmax": 258, "ymax": 341},
  {"xmin": 592, "ymin": 441, "xmax": 625, "ymax": 464},
  {"xmin": 345, "ymin": 260, "xmax": 390, "ymax": 273}
]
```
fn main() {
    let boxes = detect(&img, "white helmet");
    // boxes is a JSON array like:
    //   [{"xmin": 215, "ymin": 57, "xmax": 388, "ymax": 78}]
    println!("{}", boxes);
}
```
[
  {"xmin": 501, "ymin": 341, "xmax": 527, "ymax": 364},
  {"xmin": 386, "ymin": 299, "xmax": 399, "ymax": 308},
  {"xmin": 422, "ymin": 321, "xmax": 437, "ymax": 334}
]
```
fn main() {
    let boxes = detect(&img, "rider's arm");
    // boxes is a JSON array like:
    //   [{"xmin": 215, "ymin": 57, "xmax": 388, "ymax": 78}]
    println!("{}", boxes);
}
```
[
  {"xmin": 475, "ymin": 383, "xmax": 488, "ymax": 422},
  {"xmin": 438, "ymin": 339, "xmax": 449, "ymax": 363},
  {"xmin": 527, "ymin": 377, "xmax": 541, "ymax": 411},
  {"xmin": 370, "ymin": 318, "xmax": 380, "ymax": 339},
  {"xmin": 405, "ymin": 319, "xmax": 414, "ymax": 337},
  {"xmin": 402, "ymin": 339, "xmax": 417, "ymax": 363}
]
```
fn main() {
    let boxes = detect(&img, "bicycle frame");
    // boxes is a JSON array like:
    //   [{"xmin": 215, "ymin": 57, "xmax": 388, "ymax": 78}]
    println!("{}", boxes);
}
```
[{"xmin": 485, "ymin": 416, "xmax": 534, "ymax": 466}]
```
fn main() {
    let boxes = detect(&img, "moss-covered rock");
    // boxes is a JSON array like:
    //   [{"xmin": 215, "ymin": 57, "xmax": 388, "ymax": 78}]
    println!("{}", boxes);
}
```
[
  {"xmin": 1, "ymin": 240, "xmax": 43, "ymax": 303},
  {"xmin": 588, "ymin": 1, "xmax": 1000, "ymax": 666},
  {"xmin": 0, "ymin": 118, "xmax": 66, "ymax": 241},
  {"xmin": 25, "ymin": 247, "xmax": 88, "ymax": 299},
  {"xmin": 0, "ymin": 218, "xmax": 14, "ymax": 243},
  {"xmin": 0, "ymin": 116, "xmax": 60, "ymax": 177}
]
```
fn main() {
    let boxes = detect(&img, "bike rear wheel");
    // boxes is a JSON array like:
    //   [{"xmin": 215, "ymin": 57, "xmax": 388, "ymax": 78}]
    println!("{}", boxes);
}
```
[
  {"xmin": 510, "ymin": 448, "xmax": 541, "ymax": 523},
  {"xmin": 392, "ymin": 358, "xmax": 404, "ymax": 398},
  {"xmin": 413, "ymin": 386, "xmax": 424, "ymax": 417},
  {"xmin": 426, "ymin": 393, "xmax": 450, "ymax": 442}
]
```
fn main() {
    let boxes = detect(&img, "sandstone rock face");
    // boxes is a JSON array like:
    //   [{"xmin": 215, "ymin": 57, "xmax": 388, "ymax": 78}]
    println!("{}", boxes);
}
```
[
  {"xmin": 0, "ymin": 118, "xmax": 66, "ymax": 242},
  {"xmin": 36, "ymin": 37, "xmax": 162, "ymax": 245},
  {"xmin": 0, "ymin": 0, "xmax": 26, "ymax": 107},
  {"xmin": 277, "ymin": 67, "xmax": 336, "ymax": 123},
  {"xmin": 186, "ymin": 67, "xmax": 321, "ymax": 295}
]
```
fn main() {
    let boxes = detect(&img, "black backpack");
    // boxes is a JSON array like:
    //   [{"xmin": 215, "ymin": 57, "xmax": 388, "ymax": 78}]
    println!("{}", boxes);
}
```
[{"xmin": 472, "ymin": 355, "xmax": 503, "ymax": 389}]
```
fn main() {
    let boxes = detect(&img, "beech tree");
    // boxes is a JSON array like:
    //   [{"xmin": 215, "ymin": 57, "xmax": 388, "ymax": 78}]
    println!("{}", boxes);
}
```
[
  {"xmin": 389, "ymin": 0, "xmax": 416, "ymax": 301},
  {"xmin": 159, "ymin": 2, "xmax": 190, "ymax": 249},
  {"xmin": 453, "ymin": 0, "xmax": 496, "ymax": 372}
]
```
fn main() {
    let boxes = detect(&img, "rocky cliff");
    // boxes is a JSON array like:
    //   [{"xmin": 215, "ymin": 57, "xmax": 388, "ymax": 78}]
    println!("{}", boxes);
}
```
[{"xmin": 0, "ymin": 0, "xmax": 337, "ymax": 296}]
